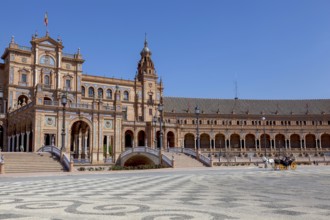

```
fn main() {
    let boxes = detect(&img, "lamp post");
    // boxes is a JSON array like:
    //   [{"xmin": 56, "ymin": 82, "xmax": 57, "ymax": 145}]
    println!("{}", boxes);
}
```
[
  {"xmin": 153, "ymin": 116, "xmax": 157, "ymax": 148},
  {"xmin": 262, "ymin": 116, "xmax": 266, "ymax": 157},
  {"xmin": 195, "ymin": 106, "xmax": 200, "ymax": 151},
  {"xmin": 158, "ymin": 103, "xmax": 163, "ymax": 150},
  {"xmin": 61, "ymin": 93, "xmax": 67, "ymax": 154}
]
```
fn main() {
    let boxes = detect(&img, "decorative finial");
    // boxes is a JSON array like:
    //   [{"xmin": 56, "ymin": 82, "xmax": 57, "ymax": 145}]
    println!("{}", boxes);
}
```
[
  {"xmin": 46, "ymin": 30, "xmax": 49, "ymax": 36},
  {"xmin": 77, "ymin": 48, "xmax": 81, "ymax": 54},
  {"xmin": 11, "ymin": 35, "xmax": 15, "ymax": 44},
  {"xmin": 35, "ymin": 30, "xmax": 38, "ymax": 37},
  {"xmin": 144, "ymin": 32, "xmax": 148, "ymax": 47},
  {"xmin": 57, "ymin": 35, "xmax": 62, "ymax": 42}
]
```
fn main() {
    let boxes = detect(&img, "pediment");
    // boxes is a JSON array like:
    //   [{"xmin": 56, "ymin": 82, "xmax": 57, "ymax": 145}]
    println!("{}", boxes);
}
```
[{"xmin": 31, "ymin": 35, "xmax": 63, "ymax": 49}]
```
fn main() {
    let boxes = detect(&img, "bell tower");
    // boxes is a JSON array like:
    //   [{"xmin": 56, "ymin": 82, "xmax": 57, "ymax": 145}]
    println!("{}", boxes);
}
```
[{"xmin": 135, "ymin": 35, "xmax": 162, "ymax": 122}]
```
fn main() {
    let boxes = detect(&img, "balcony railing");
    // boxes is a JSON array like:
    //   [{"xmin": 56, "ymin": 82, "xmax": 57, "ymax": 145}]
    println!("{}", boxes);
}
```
[{"xmin": 62, "ymin": 53, "xmax": 75, "ymax": 58}]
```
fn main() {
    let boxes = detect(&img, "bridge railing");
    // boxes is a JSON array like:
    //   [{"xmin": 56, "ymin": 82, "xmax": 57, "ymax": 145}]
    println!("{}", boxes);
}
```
[
  {"xmin": 182, "ymin": 148, "xmax": 197, "ymax": 157},
  {"xmin": 37, "ymin": 145, "xmax": 70, "ymax": 171},
  {"xmin": 199, "ymin": 153, "xmax": 212, "ymax": 167},
  {"xmin": 162, "ymin": 154, "xmax": 173, "ymax": 167}
]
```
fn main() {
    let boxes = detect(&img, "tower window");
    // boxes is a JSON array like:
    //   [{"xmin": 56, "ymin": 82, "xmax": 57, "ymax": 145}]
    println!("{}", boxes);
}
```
[
  {"xmin": 98, "ymin": 88, "xmax": 103, "ymax": 98},
  {"xmin": 44, "ymin": 75, "xmax": 50, "ymax": 85},
  {"xmin": 66, "ymin": 79, "xmax": 71, "ymax": 89},
  {"xmin": 106, "ymin": 89, "xmax": 112, "ymax": 99},
  {"xmin": 88, "ymin": 87, "xmax": 94, "ymax": 98},
  {"xmin": 123, "ymin": 91, "xmax": 129, "ymax": 101},
  {"xmin": 81, "ymin": 86, "xmax": 85, "ymax": 97},
  {"xmin": 21, "ymin": 74, "xmax": 27, "ymax": 83}
]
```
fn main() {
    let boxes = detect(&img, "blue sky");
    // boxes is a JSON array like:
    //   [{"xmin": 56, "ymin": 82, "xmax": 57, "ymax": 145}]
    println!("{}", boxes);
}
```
[{"xmin": 1, "ymin": 0, "xmax": 330, "ymax": 99}]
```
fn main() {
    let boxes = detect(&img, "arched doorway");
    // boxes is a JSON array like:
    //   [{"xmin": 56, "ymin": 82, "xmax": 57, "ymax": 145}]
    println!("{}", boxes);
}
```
[
  {"xmin": 215, "ymin": 133, "xmax": 225, "ymax": 149},
  {"xmin": 137, "ymin": 130, "xmax": 146, "ymax": 146},
  {"xmin": 70, "ymin": 121, "xmax": 90, "ymax": 160},
  {"xmin": 290, "ymin": 134, "xmax": 300, "ymax": 149},
  {"xmin": 275, "ymin": 134, "xmax": 285, "ymax": 149},
  {"xmin": 184, "ymin": 133, "xmax": 195, "ymax": 148},
  {"xmin": 43, "ymin": 97, "xmax": 52, "ymax": 105},
  {"xmin": 245, "ymin": 134, "xmax": 255, "ymax": 150},
  {"xmin": 305, "ymin": 134, "xmax": 316, "ymax": 148},
  {"xmin": 125, "ymin": 130, "xmax": 134, "ymax": 148},
  {"xmin": 167, "ymin": 131, "xmax": 175, "ymax": 148},
  {"xmin": 230, "ymin": 134, "xmax": 240, "ymax": 149},
  {"xmin": 17, "ymin": 95, "xmax": 28, "ymax": 105},
  {"xmin": 260, "ymin": 134, "xmax": 271, "ymax": 149},
  {"xmin": 321, "ymin": 134, "xmax": 330, "ymax": 148},
  {"xmin": 200, "ymin": 133, "xmax": 210, "ymax": 149}
]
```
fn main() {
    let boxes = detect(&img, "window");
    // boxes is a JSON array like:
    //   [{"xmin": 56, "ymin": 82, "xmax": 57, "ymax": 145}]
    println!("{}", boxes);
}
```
[
  {"xmin": 21, "ymin": 74, "xmax": 27, "ymax": 83},
  {"xmin": 44, "ymin": 75, "xmax": 50, "ymax": 85},
  {"xmin": 106, "ymin": 89, "xmax": 112, "ymax": 99},
  {"xmin": 149, "ymin": 108, "xmax": 152, "ymax": 116},
  {"xmin": 81, "ymin": 87, "xmax": 85, "ymax": 97},
  {"xmin": 88, "ymin": 87, "xmax": 94, "ymax": 98},
  {"xmin": 123, "ymin": 91, "xmax": 129, "ymax": 101},
  {"xmin": 98, "ymin": 88, "xmax": 103, "ymax": 98},
  {"xmin": 66, "ymin": 79, "xmax": 71, "ymax": 89}
]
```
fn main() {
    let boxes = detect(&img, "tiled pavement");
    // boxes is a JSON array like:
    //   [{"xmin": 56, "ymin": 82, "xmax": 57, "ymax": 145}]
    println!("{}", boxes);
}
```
[{"xmin": 0, "ymin": 166, "xmax": 329, "ymax": 220}]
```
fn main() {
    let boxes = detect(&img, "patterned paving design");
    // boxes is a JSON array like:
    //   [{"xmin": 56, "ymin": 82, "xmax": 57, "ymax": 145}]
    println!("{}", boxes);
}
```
[{"xmin": 0, "ymin": 167, "xmax": 329, "ymax": 219}]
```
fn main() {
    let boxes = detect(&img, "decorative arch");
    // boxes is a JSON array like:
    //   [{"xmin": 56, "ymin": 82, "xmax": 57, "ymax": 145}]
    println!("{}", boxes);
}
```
[
  {"xmin": 40, "ymin": 55, "xmax": 55, "ymax": 66},
  {"xmin": 275, "ymin": 134, "xmax": 285, "ymax": 149},
  {"xmin": 215, "ymin": 133, "xmax": 225, "ymax": 149},
  {"xmin": 17, "ymin": 95, "xmax": 29, "ymax": 105},
  {"xmin": 290, "ymin": 134, "xmax": 300, "ymax": 149},
  {"xmin": 97, "ymin": 88, "xmax": 103, "ymax": 99},
  {"xmin": 137, "ymin": 130, "xmax": 146, "ymax": 146},
  {"xmin": 245, "ymin": 133, "xmax": 255, "ymax": 150},
  {"xmin": 123, "ymin": 91, "xmax": 129, "ymax": 101},
  {"xmin": 305, "ymin": 134, "xmax": 316, "ymax": 148},
  {"xmin": 230, "ymin": 134, "xmax": 240, "ymax": 148},
  {"xmin": 200, "ymin": 133, "xmax": 210, "ymax": 148},
  {"xmin": 88, "ymin": 87, "xmax": 95, "ymax": 98},
  {"xmin": 124, "ymin": 130, "xmax": 134, "ymax": 148},
  {"xmin": 321, "ymin": 133, "xmax": 330, "ymax": 148},
  {"xmin": 167, "ymin": 131, "xmax": 175, "ymax": 148},
  {"xmin": 260, "ymin": 134, "xmax": 271, "ymax": 148},
  {"xmin": 184, "ymin": 133, "xmax": 195, "ymax": 148}
]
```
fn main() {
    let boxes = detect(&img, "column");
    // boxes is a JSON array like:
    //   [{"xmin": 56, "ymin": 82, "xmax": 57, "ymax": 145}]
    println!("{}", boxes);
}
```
[
  {"xmin": 273, "ymin": 139, "xmax": 276, "ymax": 151},
  {"xmin": 106, "ymin": 135, "xmax": 110, "ymax": 159},
  {"xmin": 78, "ymin": 131, "xmax": 82, "ymax": 160},
  {"xmin": 240, "ymin": 139, "xmax": 243, "ymax": 151},
  {"xmin": 26, "ymin": 132, "xmax": 30, "ymax": 152},
  {"xmin": 288, "ymin": 139, "xmax": 291, "ymax": 150},
  {"xmin": 7, "ymin": 136, "xmax": 11, "ymax": 152},
  {"xmin": 11, "ymin": 135, "xmax": 15, "ymax": 152},
  {"xmin": 84, "ymin": 131, "xmax": 88, "ymax": 159},
  {"xmin": 16, "ymin": 134, "xmax": 19, "ymax": 152},
  {"xmin": 255, "ymin": 138, "xmax": 258, "ymax": 151},
  {"xmin": 285, "ymin": 138, "xmax": 288, "ymax": 149},
  {"xmin": 209, "ymin": 139, "xmax": 212, "ymax": 151},
  {"xmin": 315, "ymin": 139, "xmax": 318, "ymax": 150},
  {"xmin": 21, "ymin": 133, "xmax": 25, "ymax": 152},
  {"xmin": 228, "ymin": 139, "xmax": 231, "ymax": 151},
  {"xmin": 74, "ymin": 134, "xmax": 78, "ymax": 156},
  {"xmin": 194, "ymin": 137, "xmax": 196, "ymax": 150}
]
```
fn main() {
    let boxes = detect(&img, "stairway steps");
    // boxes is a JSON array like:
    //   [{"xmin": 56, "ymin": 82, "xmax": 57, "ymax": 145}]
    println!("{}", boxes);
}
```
[
  {"xmin": 1, "ymin": 152, "xmax": 66, "ymax": 174},
  {"xmin": 163, "ymin": 152, "xmax": 204, "ymax": 168}
]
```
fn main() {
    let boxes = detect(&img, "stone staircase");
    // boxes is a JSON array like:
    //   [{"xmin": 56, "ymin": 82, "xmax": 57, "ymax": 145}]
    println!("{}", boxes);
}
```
[
  {"xmin": 1, "ymin": 152, "xmax": 66, "ymax": 173},
  {"xmin": 163, "ymin": 152, "xmax": 204, "ymax": 168}
]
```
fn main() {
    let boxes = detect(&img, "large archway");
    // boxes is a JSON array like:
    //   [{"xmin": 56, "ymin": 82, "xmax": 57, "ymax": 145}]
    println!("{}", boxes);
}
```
[
  {"xmin": 290, "ymin": 134, "xmax": 300, "ymax": 149},
  {"xmin": 137, "ymin": 130, "xmax": 146, "ymax": 146},
  {"xmin": 305, "ymin": 134, "xmax": 316, "ymax": 148},
  {"xmin": 200, "ymin": 133, "xmax": 210, "ymax": 149},
  {"xmin": 245, "ymin": 134, "xmax": 255, "ymax": 150},
  {"xmin": 215, "ymin": 133, "xmax": 225, "ymax": 149},
  {"xmin": 275, "ymin": 134, "xmax": 285, "ymax": 149},
  {"xmin": 70, "ymin": 121, "xmax": 90, "ymax": 160},
  {"xmin": 123, "ymin": 155, "xmax": 156, "ymax": 167},
  {"xmin": 184, "ymin": 133, "xmax": 195, "ymax": 148},
  {"xmin": 321, "ymin": 134, "xmax": 330, "ymax": 148},
  {"xmin": 125, "ymin": 130, "xmax": 134, "ymax": 148},
  {"xmin": 230, "ymin": 134, "xmax": 240, "ymax": 149},
  {"xmin": 167, "ymin": 131, "xmax": 175, "ymax": 148}
]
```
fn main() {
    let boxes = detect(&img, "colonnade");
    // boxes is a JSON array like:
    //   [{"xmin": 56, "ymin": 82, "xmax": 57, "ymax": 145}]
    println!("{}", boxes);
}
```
[{"xmin": 7, "ymin": 131, "xmax": 32, "ymax": 152}]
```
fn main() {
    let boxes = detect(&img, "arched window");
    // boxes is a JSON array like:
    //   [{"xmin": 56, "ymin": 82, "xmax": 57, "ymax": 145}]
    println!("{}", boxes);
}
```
[
  {"xmin": 44, "ymin": 75, "xmax": 50, "ymax": 85},
  {"xmin": 88, "ymin": 87, "xmax": 94, "ymax": 98},
  {"xmin": 39, "ymin": 55, "xmax": 55, "ymax": 66},
  {"xmin": 97, "ymin": 88, "xmax": 103, "ymax": 98},
  {"xmin": 123, "ymin": 91, "xmax": 129, "ymax": 101},
  {"xmin": 81, "ymin": 86, "xmax": 85, "ymax": 97},
  {"xmin": 106, "ymin": 89, "xmax": 112, "ymax": 99}
]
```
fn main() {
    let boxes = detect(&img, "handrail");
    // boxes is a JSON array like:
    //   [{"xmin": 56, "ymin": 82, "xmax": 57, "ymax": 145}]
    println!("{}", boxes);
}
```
[
  {"xmin": 37, "ymin": 145, "xmax": 70, "ymax": 171},
  {"xmin": 199, "ymin": 153, "xmax": 212, "ymax": 167},
  {"xmin": 162, "ymin": 154, "xmax": 173, "ymax": 167},
  {"xmin": 183, "ymin": 148, "xmax": 197, "ymax": 157}
]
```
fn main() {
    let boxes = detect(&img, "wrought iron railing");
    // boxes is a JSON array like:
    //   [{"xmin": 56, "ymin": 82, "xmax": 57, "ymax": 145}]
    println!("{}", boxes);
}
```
[{"xmin": 37, "ymin": 145, "xmax": 70, "ymax": 170}]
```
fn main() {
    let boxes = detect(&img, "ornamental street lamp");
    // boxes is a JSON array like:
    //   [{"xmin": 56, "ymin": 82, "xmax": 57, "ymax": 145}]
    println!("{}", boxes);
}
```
[
  {"xmin": 158, "ymin": 103, "xmax": 164, "ymax": 150},
  {"xmin": 195, "ymin": 106, "xmax": 200, "ymax": 151},
  {"xmin": 61, "ymin": 93, "xmax": 67, "ymax": 153},
  {"xmin": 153, "ymin": 116, "xmax": 157, "ymax": 148},
  {"xmin": 262, "ymin": 116, "xmax": 266, "ymax": 157}
]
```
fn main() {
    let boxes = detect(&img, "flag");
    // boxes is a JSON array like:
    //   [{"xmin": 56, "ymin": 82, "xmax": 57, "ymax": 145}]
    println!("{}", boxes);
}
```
[{"xmin": 44, "ymin": 12, "xmax": 48, "ymax": 27}]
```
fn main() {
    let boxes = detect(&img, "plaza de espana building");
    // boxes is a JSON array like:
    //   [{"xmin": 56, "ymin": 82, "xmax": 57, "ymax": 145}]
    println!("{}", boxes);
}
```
[{"xmin": 0, "ymin": 32, "xmax": 330, "ymax": 165}]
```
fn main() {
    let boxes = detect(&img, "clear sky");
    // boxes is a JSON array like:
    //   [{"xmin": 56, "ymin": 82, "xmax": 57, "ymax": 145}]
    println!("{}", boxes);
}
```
[{"xmin": 1, "ymin": 0, "xmax": 330, "ymax": 100}]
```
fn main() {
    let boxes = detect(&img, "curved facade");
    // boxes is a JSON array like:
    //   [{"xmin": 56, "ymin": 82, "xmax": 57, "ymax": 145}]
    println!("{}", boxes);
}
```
[{"xmin": 0, "ymin": 33, "xmax": 329, "ymax": 164}]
